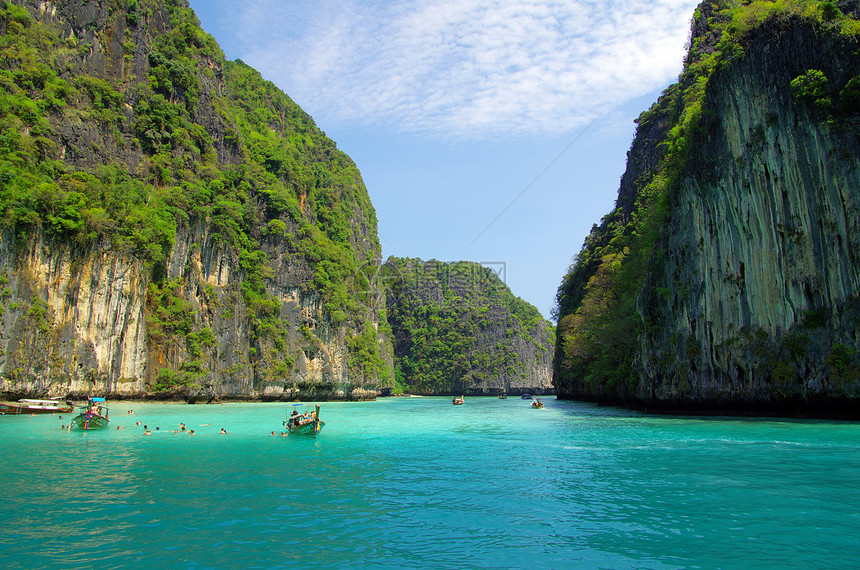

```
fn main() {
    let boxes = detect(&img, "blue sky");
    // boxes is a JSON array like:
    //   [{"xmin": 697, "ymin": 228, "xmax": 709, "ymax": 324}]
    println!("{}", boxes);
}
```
[{"xmin": 189, "ymin": 0, "xmax": 700, "ymax": 319}]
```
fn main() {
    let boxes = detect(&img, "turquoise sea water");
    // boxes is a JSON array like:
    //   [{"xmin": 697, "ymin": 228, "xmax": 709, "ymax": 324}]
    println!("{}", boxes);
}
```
[{"xmin": 1, "ymin": 396, "xmax": 859, "ymax": 569}]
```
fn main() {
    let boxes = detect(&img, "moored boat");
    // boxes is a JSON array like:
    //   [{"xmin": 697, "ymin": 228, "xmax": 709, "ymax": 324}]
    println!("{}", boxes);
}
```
[
  {"xmin": 71, "ymin": 397, "xmax": 110, "ymax": 430},
  {"xmin": 498, "ymin": 393, "xmax": 507, "ymax": 399},
  {"xmin": 0, "ymin": 398, "xmax": 73, "ymax": 415},
  {"xmin": 521, "ymin": 393, "xmax": 532, "ymax": 400},
  {"xmin": 284, "ymin": 403, "xmax": 325, "ymax": 437}
]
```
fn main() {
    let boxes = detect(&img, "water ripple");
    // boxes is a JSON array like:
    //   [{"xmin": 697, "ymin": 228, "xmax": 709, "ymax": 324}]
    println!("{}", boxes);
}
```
[{"xmin": 1, "ymin": 399, "xmax": 859, "ymax": 568}]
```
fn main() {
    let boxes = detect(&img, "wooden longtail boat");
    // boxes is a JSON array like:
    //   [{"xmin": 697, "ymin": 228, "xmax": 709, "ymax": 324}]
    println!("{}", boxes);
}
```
[
  {"xmin": 452, "ymin": 396, "xmax": 465, "ymax": 405},
  {"xmin": 284, "ymin": 404, "xmax": 324, "ymax": 437},
  {"xmin": 531, "ymin": 399, "xmax": 544, "ymax": 409},
  {"xmin": 0, "ymin": 398, "xmax": 73, "ymax": 415},
  {"xmin": 71, "ymin": 397, "xmax": 110, "ymax": 430}
]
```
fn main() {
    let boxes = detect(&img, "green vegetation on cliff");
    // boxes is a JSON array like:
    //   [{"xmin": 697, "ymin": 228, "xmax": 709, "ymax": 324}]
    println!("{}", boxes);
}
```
[
  {"xmin": 554, "ymin": 0, "xmax": 860, "ymax": 404},
  {"xmin": 384, "ymin": 258, "xmax": 553, "ymax": 395},
  {"xmin": 0, "ymin": 0, "xmax": 391, "ymax": 395}
]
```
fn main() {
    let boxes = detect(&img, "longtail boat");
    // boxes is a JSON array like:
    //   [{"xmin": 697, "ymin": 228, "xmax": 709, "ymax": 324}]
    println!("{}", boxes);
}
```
[
  {"xmin": 531, "ymin": 398, "xmax": 544, "ymax": 409},
  {"xmin": 71, "ymin": 397, "xmax": 110, "ymax": 430},
  {"xmin": 283, "ymin": 404, "xmax": 324, "ymax": 437},
  {"xmin": 0, "ymin": 398, "xmax": 73, "ymax": 415},
  {"xmin": 452, "ymin": 396, "xmax": 464, "ymax": 405}
]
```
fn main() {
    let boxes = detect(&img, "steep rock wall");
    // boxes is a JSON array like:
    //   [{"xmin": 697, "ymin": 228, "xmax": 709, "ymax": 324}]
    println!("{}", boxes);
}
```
[
  {"xmin": 0, "ymin": 224, "xmax": 390, "ymax": 400},
  {"xmin": 554, "ymin": 3, "xmax": 860, "ymax": 414},
  {"xmin": 639, "ymin": 18, "xmax": 860, "ymax": 409},
  {"xmin": 0, "ymin": 0, "xmax": 393, "ymax": 400},
  {"xmin": 0, "ymin": 232, "xmax": 147, "ymax": 396}
]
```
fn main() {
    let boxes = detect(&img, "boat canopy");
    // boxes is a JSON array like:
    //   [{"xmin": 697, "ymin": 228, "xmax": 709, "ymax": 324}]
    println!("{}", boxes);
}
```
[{"xmin": 90, "ymin": 397, "xmax": 106, "ymax": 402}]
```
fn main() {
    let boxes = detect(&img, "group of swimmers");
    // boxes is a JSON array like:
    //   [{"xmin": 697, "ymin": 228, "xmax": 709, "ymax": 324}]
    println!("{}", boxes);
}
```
[
  {"xmin": 138, "ymin": 420, "xmax": 226, "ymax": 435},
  {"xmin": 58, "ymin": 412, "xmax": 229, "ymax": 435},
  {"xmin": 58, "ymin": 407, "xmax": 313, "ymax": 436}
]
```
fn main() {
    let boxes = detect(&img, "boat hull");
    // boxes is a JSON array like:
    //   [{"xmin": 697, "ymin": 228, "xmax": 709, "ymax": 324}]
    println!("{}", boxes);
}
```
[
  {"xmin": 288, "ymin": 419, "xmax": 325, "ymax": 437},
  {"xmin": 71, "ymin": 413, "xmax": 110, "ymax": 430},
  {"xmin": 0, "ymin": 400, "xmax": 73, "ymax": 415}
]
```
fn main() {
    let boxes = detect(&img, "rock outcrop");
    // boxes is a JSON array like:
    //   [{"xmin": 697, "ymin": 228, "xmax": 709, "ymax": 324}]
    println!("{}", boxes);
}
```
[
  {"xmin": 639, "ymin": 12, "xmax": 860, "ymax": 411},
  {"xmin": 0, "ymin": 0, "xmax": 393, "ymax": 400},
  {"xmin": 385, "ymin": 258, "xmax": 554, "ymax": 396},
  {"xmin": 554, "ymin": 0, "xmax": 860, "ymax": 414}
]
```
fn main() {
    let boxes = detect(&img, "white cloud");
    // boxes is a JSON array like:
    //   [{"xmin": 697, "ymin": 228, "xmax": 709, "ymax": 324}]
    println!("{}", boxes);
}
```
[{"xmin": 223, "ymin": 0, "xmax": 700, "ymax": 139}]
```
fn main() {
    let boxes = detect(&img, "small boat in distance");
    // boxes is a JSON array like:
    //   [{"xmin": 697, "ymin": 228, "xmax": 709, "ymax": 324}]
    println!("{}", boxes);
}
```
[
  {"xmin": 71, "ymin": 397, "xmax": 110, "ymax": 430},
  {"xmin": 498, "ymin": 393, "xmax": 507, "ymax": 399},
  {"xmin": 531, "ymin": 398, "xmax": 544, "ymax": 409},
  {"xmin": 0, "ymin": 398, "xmax": 73, "ymax": 415},
  {"xmin": 521, "ymin": 394, "xmax": 532, "ymax": 400},
  {"xmin": 284, "ymin": 403, "xmax": 325, "ymax": 437},
  {"xmin": 452, "ymin": 396, "xmax": 465, "ymax": 405}
]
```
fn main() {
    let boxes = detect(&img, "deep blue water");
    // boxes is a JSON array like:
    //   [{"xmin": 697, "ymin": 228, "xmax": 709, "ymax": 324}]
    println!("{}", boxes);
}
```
[{"xmin": 1, "ymin": 397, "xmax": 859, "ymax": 569}]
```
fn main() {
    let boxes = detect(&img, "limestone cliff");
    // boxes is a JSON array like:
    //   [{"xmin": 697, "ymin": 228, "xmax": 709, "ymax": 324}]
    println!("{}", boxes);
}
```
[
  {"xmin": 384, "ymin": 258, "xmax": 554, "ymax": 396},
  {"xmin": 555, "ymin": 0, "xmax": 860, "ymax": 414},
  {"xmin": 0, "ymin": 0, "xmax": 393, "ymax": 400}
]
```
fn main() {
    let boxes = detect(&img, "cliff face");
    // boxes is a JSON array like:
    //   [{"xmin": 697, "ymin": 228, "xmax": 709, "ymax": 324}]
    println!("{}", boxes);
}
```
[
  {"xmin": 555, "ymin": 1, "xmax": 860, "ymax": 413},
  {"xmin": 384, "ymin": 258, "xmax": 554, "ymax": 396},
  {"xmin": 0, "ymin": 223, "xmax": 386, "ymax": 399},
  {"xmin": 0, "ymin": 0, "xmax": 393, "ymax": 400},
  {"xmin": 639, "ymin": 14, "xmax": 860, "ymax": 409}
]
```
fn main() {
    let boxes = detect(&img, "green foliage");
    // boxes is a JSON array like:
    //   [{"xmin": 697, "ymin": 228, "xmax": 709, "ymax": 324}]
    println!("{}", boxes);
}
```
[
  {"xmin": 800, "ymin": 308, "xmax": 829, "ymax": 329},
  {"xmin": 838, "ymin": 75, "xmax": 860, "ymax": 113},
  {"xmin": 147, "ymin": 279, "xmax": 217, "ymax": 391},
  {"xmin": 154, "ymin": 365, "xmax": 202, "ymax": 392},
  {"xmin": 2, "ymin": 3, "xmax": 31, "ymax": 26},
  {"xmin": 781, "ymin": 332, "xmax": 810, "ymax": 359},
  {"xmin": 76, "ymin": 75, "xmax": 122, "ymax": 121},
  {"xmin": 347, "ymin": 320, "xmax": 391, "ymax": 382},
  {"xmin": 791, "ymin": 69, "xmax": 832, "ymax": 111},
  {"xmin": 186, "ymin": 327, "xmax": 215, "ymax": 358},
  {"xmin": 825, "ymin": 343, "xmax": 859, "ymax": 387},
  {"xmin": 26, "ymin": 296, "xmax": 51, "ymax": 333},
  {"xmin": 146, "ymin": 277, "xmax": 195, "ymax": 344},
  {"xmin": 770, "ymin": 360, "xmax": 795, "ymax": 385},
  {"xmin": 386, "ymin": 258, "xmax": 552, "ymax": 393},
  {"xmin": 820, "ymin": 1, "xmax": 841, "ymax": 21}
]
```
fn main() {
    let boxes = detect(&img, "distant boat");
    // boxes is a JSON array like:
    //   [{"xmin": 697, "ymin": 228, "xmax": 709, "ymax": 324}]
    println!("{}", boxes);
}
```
[
  {"xmin": 284, "ymin": 404, "xmax": 325, "ymax": 437},
  {"xmin": 0, "ymin": 398, "xmax": 73, "ymax": 415},
  {"xmin": 521, "ymin": 394, "xmax": 532, "ymax": 400},
  {"xmin": 452, "ymin": 396, "xmax": 465, "ymax": 405},
  {"xmin": 71, "ymin": 397, "xmax": 110, "ymax": 430},
  {"xmin": 531, "ymin": 399, "xmax": 544, "ymax": 409},
  {"xmin": 498, "ymin": 393, "xmax": 507, "ymax": 399}
]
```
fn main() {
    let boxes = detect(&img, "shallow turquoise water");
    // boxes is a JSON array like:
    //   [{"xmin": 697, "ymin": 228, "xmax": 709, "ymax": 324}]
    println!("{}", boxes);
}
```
[{"xmin": 1, "ymin": 397, "xmax": 858, "ymax": 569}]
